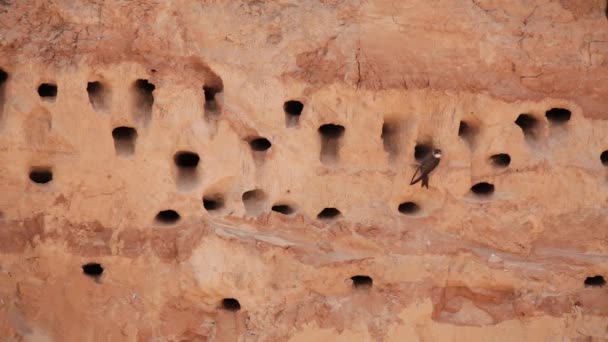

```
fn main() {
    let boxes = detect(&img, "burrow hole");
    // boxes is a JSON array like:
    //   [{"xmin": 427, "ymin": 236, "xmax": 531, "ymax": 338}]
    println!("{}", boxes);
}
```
[
  {"xmin": 0, "ymin": 68, "xmax": 7, "ymax": 122},
  {"xmin": 82, "ymin": 263, "xmax": 104, "ymax": 278},
  {"xmin": 242, "ymin": 189, "xmax": 267, "ymax": 216},
  {"xmin": 382, "ymin": 120, "xmax": 401, "ymax": 161},
  {"xmin": 351, "ymin": 275, "xmax": 373, "ymax": 290},
  {"xmin": 490, "ymin": 153, "xmax": 511, "ymax": 168},
  {"xmin": 601, "ymin": 151, "xmax": 608, "ymax": 166},
  {"xmin": 414, "ymin": 143, "xmax": 433, "ymax": 161},
  {"xmin": 545, "ymin": 108, "xmax": 571, "ymax": 124},
  {"xmin": 458, "ymin": 120, "xmax": 477, "ymax": 148},
  {"xmin": 584, "ymin": 275, "xmax": 605, "ymax": 288},
  {"xmin": 398, "ymin": 201, "xmax": 420, "ymax": 215},
  {"xmin": 318, "ymin": 124, "xmax": 345, "ymax": 165},
  {"xmin": 29, "ymin": 167, "xmax": 53, "ymax": 184},
  {"xmin": 317, "ymin": 207, "xmax": 341, "ymax": 220},
  {"xmin": 471, "ymin": 182, "xmax": 495, "ymax": 196},
  {"xmin": 133, "ymin": 79, "xmax": 155, "ymax": 126},
  {"xmin": 249, "ymin": 137, "xmax": 272, "ymax": 152},
  {"xmin": 112, "ymin": 126, "xmax": 137, "ymax": 157},
  {"xmin": 203, "ymin": 194, "xmax": 224, "ymax": 212},
  {"xmin": 174, "ymin": 151, "xmax": 200, "ymax": 189},
  {"xmin": 155, "ymin": 210, "xmax": 181, "ymax": 225},
  {"xmin": 271, "ymin": 204, "xmax": 295, "ymax": 215},
  {"xmin": 221, "ymin": 298, "xmax": 241, "ymax": 311},
  {"xmin": 515, "ymin": 114, "xmax": 539, "ymax": 139},
  {"xmin": 87, "ymin": 81, "xmax": 108, "ymax": 111},
  {"xmin": 284, "ymin": 100, "xmax": 303, "ymax": 127},
  {"xmin": 203, "ymin": 85, "xmax": 223, "ymax": 117},
  {"xmin": 38, "ymin": 83, "xmax": 57, "ymax": 100}
]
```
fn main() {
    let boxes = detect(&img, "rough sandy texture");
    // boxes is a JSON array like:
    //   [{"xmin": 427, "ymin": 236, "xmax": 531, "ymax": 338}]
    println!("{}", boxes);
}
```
[{"xmin": 0, "ymin": 0, "xmax": 607, "ymax": 341}]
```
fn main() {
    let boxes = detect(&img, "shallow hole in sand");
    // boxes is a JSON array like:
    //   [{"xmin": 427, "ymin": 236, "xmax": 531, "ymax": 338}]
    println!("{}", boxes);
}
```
[
  {"xmin": 284, "ymin": 100, "xmax": 303, "ymax": 127},
  {"xmin": 132, "ymin": 79, "xmax": 155, "ymax": 125},
  {"xmin": 242, "ymin": 189, "xmax": 267, "ymax": 216},
  {"xmin": 203, "ymin": 194, "xmax": 224, "ymax": 212},
  {"xmin": 600, "ymin": 151, "xmax": 608, "ymax": 166},
  {"xmin": 471, "ymin": 182, "xmax": 494, "ymax": 196},
  {"xmin": 38, "ymin": 83, "xmax": 57, "ymax": 99},
  {"xmin": 351, "ymin": 275, "xmax": 373, "ymax": 289},
  {"xmin": 398, "ymin": 202, "xmax": 420, "ymax": 215},
  {"xmin": 29, "ymin": 167, "xmax": 53, "ymax": 184},
  {"xmin": 112, "ymin": 126, "xmax": 137, "ymax": 156},
  {"xmin": 584, "ymin": 275, "xmax": 605, "ymax": 288},
  {"xmin": 87, "ymin": 81, "xmax": 108, "ymax": 110},
  {"xmin": 174, "ymin": 151, "xmax": 200, "ymax": 168},
  {"xmin": 382, "ymin": 120, "xmax": 400, "ymax": 160},
  {"xmin": 545, "ymin": 108, "xmax": 571, "ymax": 124},
  {"xmin": 154, "ymin": 210, "xmax": 181, "ymax": 225},
  {"xmin": 221, "ymin": 298, "xmax": 241, "ymax": 311},
  {"xmin": 490, "ymin": 153, "xmax": 511, "ymax": 167},
  {"xmin": 318, "ymin": 124, "xmax": 345, "ymax": 164},
  {"xmin": 82, "ymin": 263, "xmax": 104, "ymax": 278},
  {"xmin": 203, "ymin": 85, "xmax": 222, "ymax": 116},
  {"xmin": 317, "ymin": 207, "xmax": 341, "ymax": 220},
  {"xmin": 414, "ymin": 143, "xmax": 433, "ymax": 161}
]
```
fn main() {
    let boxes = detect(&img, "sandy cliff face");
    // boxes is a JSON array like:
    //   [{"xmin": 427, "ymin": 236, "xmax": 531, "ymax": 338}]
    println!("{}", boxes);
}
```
[{"xmin": 0, "ymin": 0, "xmax": 607, "ymax": 341}]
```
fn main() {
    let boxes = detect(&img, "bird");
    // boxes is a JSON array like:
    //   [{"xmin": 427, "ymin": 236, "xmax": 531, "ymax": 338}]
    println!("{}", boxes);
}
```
[{"xmin": 410, "ymin": 149, "xmax": 442, "ymax": 189}]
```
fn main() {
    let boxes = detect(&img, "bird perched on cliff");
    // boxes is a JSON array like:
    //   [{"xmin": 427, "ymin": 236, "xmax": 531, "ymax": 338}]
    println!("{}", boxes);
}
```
[{"xmin": 410, "ymin": 149, "xmax": 442, "ymax": 189}]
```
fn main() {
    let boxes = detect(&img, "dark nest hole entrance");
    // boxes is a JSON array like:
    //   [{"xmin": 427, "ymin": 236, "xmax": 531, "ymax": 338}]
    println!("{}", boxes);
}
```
[
  {"xmin": 87, "ymin": 81, "xmax": 107, "ymax": 111},
  {"xmin": 82, "ymin": 263, "xmax": 104, "ymax": 278},
  {"xmin": 284, "ymin": 100, "xmax": 303, "ymax": 127},
  {"xmin": 317, "ymin": 207, "xmax": 341, "ymax": 220},
  {"xmin": 242, "ymin": 189, "xmax": 267, "ymax": 216},
  {"xmin": 249, "ymin": 137, "xmax": 272, "ymax": 152},
  {"xmin": 271, "ymin": 204, "xmax": 295, "ymax": 215},
  {"xmin": 203, "ymin": 85, "xmax": 223, "ymax": 117},
  {"xmin": 584, "ymin": 275, "xmax": 605, "ymax": 288},
  {"xmin": 351, "ymin": 275, "xmax": 373, "ymax": 289},
  {"xmin": 515, "ymin": 114, "xmax": 539, "ymax": 139},
  {"xmin": 29, "ymin": 167, "xmax": 53, "ymax": 184},
  {"xmin": 398, "ymin": 201, "xmax": 420, "ymax": 215},
  {"xmin": 221, "ymin": 298, "xmax": 241, "ymax": 312},
  {"xmin": 38, "ymin": 83, "xmax": 57, "ymax": 99},
  {"xmin": 414, "ymin": 143, "xmax": 433, "ymax": 161},
  {"xmin": 545, "ymin": 108, "xmax": 571, "ymax": 124},
  {"xmin": 133, "ymin": 79, "xmax": 155, "ymax": 125},
  {"xmin": 0, "ymin": 68, "xmax": 7, "ymax": 121},
  {"xmin": 458, "ymin": 120, "xmax": 478, "ymax": 148},
  {"xmin": 471, "ymin": 182, "xmax": 494, "ymax": 196},
  {"xmin": 174, "ymin": 151, "xmax": 200, "ymax": 169},
  {"xmin": 490, "ymin": 153, "xmax": 511, "ymax": 167},
  {"xmin": 318, "ymin": 124, "xmax": 345, "ymax": 165},
  {"xmin": 112, "ymin": 127, "xmax": 137, "ymax": 156},
  {"xmin": 155, "ymin": 210, "xmax": 181, "ymax": 225},
  {"xmin": 382, "ymin": 121, "xmax": 401, "ymax": 160},
  {"xmin": 601, "ymin": 151, "xmax": 608, "ymax": 166},
  {"xmin": 203, "ymin": 194, "xmax": 224, "ymax": 212},
  {"xmin": 0, "ymin": 69, "xmax": 7, "ymax": 85}
]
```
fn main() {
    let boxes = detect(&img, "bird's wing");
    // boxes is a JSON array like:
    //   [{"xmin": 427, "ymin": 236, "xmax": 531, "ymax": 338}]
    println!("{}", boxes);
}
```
[{"xmin": 410, "ymin": 155, "xmax": 440, "ymax": 185}]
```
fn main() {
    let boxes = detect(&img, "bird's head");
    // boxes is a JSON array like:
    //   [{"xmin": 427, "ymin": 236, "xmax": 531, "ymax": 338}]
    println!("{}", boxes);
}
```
[{"xmin": 433, "ymin": 149, "xmax": 442, "ymax": 158}]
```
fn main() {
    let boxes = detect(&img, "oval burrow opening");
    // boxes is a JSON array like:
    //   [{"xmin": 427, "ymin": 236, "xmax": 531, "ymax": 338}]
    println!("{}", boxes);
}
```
[
  {"xmin": 242, "ymin": 189, "xmax": 267, "ymax": 216},
  {"xmin": 203, "ymin": 84, "xmax": 223, "ymax": 117},
  {"xmin": 470, "ymin": 182, "xmax": 495, "ymax": 196},
  {"xmin": 382, "ymin": 119, "xmax": 401, "ymax": 161},
  {"xmin": 284, "ymin": 100, "xmax": 303, "ymax": 127},
  {"xmin": 490, "ymin": 153, "xmax": 511, "ymax": 168},
  {"xmin": 458, "ymin": 119, "xmax": 478, "ymax": 149},
  {"xmin": 0, "ymin": 68, "xmax": 7, "ymax": 123},
  {"xmin": 173, "ymin": 151, "xmax": 200, "ymax": 190},
  {"xmin": 249, "ymin": 137, "xmax": 272, "ymax": 152},
  {"xmin": 515, "ymin": 113, "xmax": 540, "ymax": 140},
  {"xmin": 29, "ymin": 167, "xmax": 53, "ymax": 184},
  {"xmin": 545, "ymin": 107, "xmax": 571, "ymax": 124},
  {"xmin": 271, "ymin": 203, "xmax": 295, "ymax": 215},
  {"xmin": 221, "ymin": 298, "xmax": 241, "ymax": 312},
  {"xmin": 38, "ymin": 83, "xmax": 57, "ymax": 100},
  {"xmin": 351, "ymin": 275, "xmax": 373, "ymax": 290},
  {"xmin": 82, "ymin": 263, "xmax": 104, "ymax": 278},
  {"xmin": 132, "ymin": 79, "xmax": 155, "ymax": 126},
  {"xmin": 584, "ymin": 275, "xmax": 605, "ymax": 288},
  {"xmin": 398, "ymin": 201, "xmax": 421, "ymax": 215},
  {"xmin": 317, "ymin": 207, "xmax": 342, "ymax": 220},
  {"xmin": 87, "ymin": 81, "xmax": 108, "ymax": 111},
  {"xmin": 414, "ymin": 143, "xmax": 433, "ymax": 162},
  {"xmin": 318, "ymin": 124, "xmax": 345, "ymax": 165},
  {"xmin": 203, "ymin": 194, "xmax": 225, "ymax": 213},
  {"xmin": 154, "ymin": 210, "xmax": 181, "ymax": 225},
  {"xmin": 112, "ymin": 126, "xmax": 137, "ymax": 157},
  {"xmin": 600, "ymin": 151, "xmax": 608, "ymax": 166}
]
